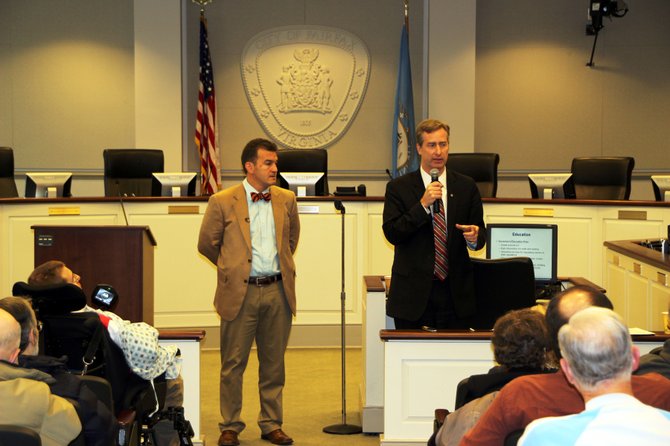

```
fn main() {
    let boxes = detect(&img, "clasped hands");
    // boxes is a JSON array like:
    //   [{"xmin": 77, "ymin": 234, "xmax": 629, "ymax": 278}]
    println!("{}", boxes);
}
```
[{"xmin": 421, "ymin": 181, "xmax": 479, "ymax": 244}]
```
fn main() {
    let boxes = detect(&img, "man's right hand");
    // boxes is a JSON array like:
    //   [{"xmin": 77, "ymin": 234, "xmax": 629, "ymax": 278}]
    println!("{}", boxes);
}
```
[{"xmin": 421, "ymin": 181, "xmax": 443, "ymax": 209}]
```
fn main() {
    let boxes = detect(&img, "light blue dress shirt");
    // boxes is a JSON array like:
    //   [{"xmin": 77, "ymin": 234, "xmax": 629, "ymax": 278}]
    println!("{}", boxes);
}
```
[{"xmin": 243, "ymin": 179, "xmax": 280, "ymax": 276}]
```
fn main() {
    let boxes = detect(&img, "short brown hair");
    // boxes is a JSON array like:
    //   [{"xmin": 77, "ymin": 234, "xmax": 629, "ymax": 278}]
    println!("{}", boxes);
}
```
[
  {"xmin": 492, "ymin": 308, "xmax": 549, "ymax": 370},
  {"xmin": 28, "ymin": 260, "xmax": 66, "ymax": 287},
  {"xmin": 241, "ymin": 138, "xmax": 278, "ymax": 174},
  {"xmin": 416, "ymin": 119, "xmax": 450, "ymax": 146}
]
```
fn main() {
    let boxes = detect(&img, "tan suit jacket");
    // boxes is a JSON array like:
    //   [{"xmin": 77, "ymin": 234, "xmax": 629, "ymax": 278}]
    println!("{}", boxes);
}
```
[{"xmin": 198, "ymin": 183, "xmax": 300, "ymax": 321}]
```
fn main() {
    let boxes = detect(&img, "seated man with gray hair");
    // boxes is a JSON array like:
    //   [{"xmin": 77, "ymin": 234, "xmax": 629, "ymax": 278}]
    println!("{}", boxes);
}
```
[{"xmin": 519, "ymin": 307, "xmax": 670, "ymax": 445}]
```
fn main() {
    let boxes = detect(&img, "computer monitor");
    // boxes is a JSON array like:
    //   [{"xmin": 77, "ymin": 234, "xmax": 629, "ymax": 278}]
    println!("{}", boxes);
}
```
[
  {"xmin": 278, "ymin": 172, "xmax": 324, "ymax": 197},
  {"xmin": 151, "ymin": 172, "xmax": 197, "ymax": 197},
  {"xmin": 651, "ymin": 175, "xmax": 670, "ymax": 202},
  {"xmin": 528, "ymin": 173, "xmax": 576, "ymax": 199},
  {"xmin": 25, "ymin": 172, "xmax": 72, "ymax": 198},
  {"xmin": 486, "ymin": 223, "xmax": 558, "ymax": 285}
]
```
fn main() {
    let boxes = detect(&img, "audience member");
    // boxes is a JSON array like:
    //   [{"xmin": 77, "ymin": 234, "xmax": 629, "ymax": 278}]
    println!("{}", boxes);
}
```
[
  {"xmin": 459, "ymin": 286, "xmax": 670, "ymax": 446},
  {"xmin": 0, "ymin": 307, "xmax": 82, "ymax": 446},
  {"xmin": 431, "ymin": 309, "xmax": 551, "ymax": 446},
  {"xmin": 519, "ymin": 307, "xmax": 670, "ymax": 445},
  {"xmin": 0, "ymin": 296, "xmax": 116, "ymax": 446},
  {"xmin": 25, "ymin": 259, "xmax": 184, "ymax": 446},
  {"xmin": 636, "ymin": 339, "xmax": 670, "ymax": 380}
]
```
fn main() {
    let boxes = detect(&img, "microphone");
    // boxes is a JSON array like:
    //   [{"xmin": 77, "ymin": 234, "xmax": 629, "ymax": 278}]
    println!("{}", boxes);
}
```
[
  {"xmin": 385, "ymin": 169, "xmax": 393, "ymax": 180},
  {"xmin": 116, "ymin": 181, "xmax": 130, "ymax": 226},
  {"xmin": 430, "ymin": 168, "xmax": 440, "ymax": 214},
  {"xmin": 334, "ymin": 200, "xmax": 346, "ymax": 214}
]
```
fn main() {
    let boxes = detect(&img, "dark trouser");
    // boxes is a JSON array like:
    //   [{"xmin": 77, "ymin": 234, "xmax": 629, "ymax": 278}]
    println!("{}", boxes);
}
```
[{"xmin": 394, "ymin": 277, "xmax": 457, "ymax": 329}]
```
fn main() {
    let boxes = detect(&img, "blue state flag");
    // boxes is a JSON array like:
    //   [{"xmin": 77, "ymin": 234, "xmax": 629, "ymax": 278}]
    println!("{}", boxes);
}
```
[{"xmin": 391, "ymin": 23, "xmax": 418, "ymax": 178}]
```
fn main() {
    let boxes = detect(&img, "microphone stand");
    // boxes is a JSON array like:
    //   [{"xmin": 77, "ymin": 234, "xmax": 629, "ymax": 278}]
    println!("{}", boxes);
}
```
[{"xmin": 323, "ymin": 200, "xmax": 362, "ymax": 435}]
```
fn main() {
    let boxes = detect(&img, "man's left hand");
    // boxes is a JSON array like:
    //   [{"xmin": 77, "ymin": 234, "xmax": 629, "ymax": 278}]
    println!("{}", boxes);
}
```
[{"xmin": 456, "ymin": 224, "xmax": 479, "ymax": 244}]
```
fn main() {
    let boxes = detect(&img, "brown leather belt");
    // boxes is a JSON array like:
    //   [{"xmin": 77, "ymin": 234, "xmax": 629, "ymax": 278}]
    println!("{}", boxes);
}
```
[{"xmin": 248, "ymin": 274, "xmax": 282, "ymax": 286}]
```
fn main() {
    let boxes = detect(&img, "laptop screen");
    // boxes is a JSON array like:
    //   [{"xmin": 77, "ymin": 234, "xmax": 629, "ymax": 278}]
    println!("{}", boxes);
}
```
[{"xmin": 486, "ymin": 223, "xmax": 558, "ymax": 284}]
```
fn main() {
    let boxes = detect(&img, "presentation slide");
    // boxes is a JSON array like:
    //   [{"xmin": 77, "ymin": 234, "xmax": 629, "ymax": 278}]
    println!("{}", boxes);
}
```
[{"xmin": 489, "ymin": 226, "xmax": 554, "ymax": 281}]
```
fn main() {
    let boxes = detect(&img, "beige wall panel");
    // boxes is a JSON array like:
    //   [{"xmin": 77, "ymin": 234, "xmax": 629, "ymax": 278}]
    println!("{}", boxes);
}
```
[
  {"xmin": 5, "ymin": 0, "xmax": 134, "ymax": 170},
  {"xmin": 475, "ymin": 0, "xmax": 670, "ymax": 171}
]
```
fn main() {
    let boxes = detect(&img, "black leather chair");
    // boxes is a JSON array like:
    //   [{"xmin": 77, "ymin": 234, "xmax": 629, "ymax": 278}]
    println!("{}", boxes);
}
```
[
  {"xmin": 0, "ymin": 147, "xmax": 19, "ymax": 198},
  {"xmin": 447, "ymin": 153, "xmax": 500, "ymax": 198},
  {"xmin": 0, "ymin": 425, "xmax": 41, "ymax": 446},
  {"xmin": 570, "ymin": 156, "xmax": 635, "ymax": 200},
  {"xmin": 465, "ymin": 257, "xmax": 536, "ymax": 329},
  {"xmin": 103, "ymin": 149, "xmax": 164, "ymax": 197},
  {"xmin": 276, "ymin": 148, "xmax": 329, "ymax": 196}
]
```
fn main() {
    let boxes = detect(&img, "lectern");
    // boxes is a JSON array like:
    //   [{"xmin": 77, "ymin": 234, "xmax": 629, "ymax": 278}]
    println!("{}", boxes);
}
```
[{"xmin": 32, "ymin": 225, "xmax": 156, "ymax": 324}]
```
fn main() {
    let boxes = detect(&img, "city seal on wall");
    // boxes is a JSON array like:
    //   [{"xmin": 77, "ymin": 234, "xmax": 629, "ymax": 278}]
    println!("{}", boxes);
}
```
[{"xmin": 241, "ymin": 25, "xmax": 370, "ymax": 150}]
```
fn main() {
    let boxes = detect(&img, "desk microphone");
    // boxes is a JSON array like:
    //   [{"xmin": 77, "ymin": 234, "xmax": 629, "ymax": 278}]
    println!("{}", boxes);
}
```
[
  {"xmin": 430, "ymin": 168, "xmax": 440, "ymax": 214},
  {"xmin": 385, "ymin": 169, "xmax": 393, "ymax": 180},
  {"xmin": 116, "ymin": 181, "xmax": 130, "ymax": 226},
  {"xmin": 334, "ymin": 200, "xmax": 346, "ymax": 214}
]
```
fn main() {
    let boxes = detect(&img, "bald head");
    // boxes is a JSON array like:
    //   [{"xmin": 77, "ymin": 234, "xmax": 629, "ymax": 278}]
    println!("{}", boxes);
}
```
[
  {"xmin": 545, "ymin": 285, "xmax": 613, "ymax": 357},
  {"xmin": 0, "ymin": 307, "xmax": 21, "ymax": 363}
]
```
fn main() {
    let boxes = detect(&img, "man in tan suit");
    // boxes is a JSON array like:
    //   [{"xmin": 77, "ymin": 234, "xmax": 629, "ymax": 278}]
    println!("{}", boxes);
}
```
[{"xmin": 198, "ymin": 138, "xmax": 300, "ymax": 446}]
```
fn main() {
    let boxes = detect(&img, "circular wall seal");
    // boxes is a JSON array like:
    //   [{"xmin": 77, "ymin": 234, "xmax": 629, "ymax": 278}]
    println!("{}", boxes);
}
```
[{"xmin": 241, "ymin": 25, "xmax": 371, "ymax": 149}]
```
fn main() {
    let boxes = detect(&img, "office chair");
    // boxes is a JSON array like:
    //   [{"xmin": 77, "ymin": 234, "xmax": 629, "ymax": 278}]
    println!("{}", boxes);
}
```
[
  {"xmin": 0, "ymin": 425, "xmax": 42, "ymax": 446},
  {"xmin": 0, "ymin": 147, "xmax": 19, "ymax": 198},
  {"xmin": 103, "ymin": 149, "xmax": 164, "ymax": 197},
  {"xmin": 446, "ymin": 153, "xmax": 500, "ymax": 198},
  {"xmin": 466, "ymin": 257, "xmax": 536, "ymax": 329},
  {"xmin": 276, "ymin": 148, "xmax": 329, "ymax": 196},
  {"xmin": 570, "ymin": 156, "xmax": 635, "ymax": 200}
]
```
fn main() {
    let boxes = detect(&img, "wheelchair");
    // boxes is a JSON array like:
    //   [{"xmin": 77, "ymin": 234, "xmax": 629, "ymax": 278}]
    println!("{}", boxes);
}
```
[{"xmin": 12, "ymin": 282, "xmax": 194, "ymax": 446}]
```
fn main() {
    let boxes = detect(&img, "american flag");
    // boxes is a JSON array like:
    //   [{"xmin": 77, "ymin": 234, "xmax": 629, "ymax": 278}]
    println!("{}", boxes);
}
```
[{"xmin": 195, "ymin": 13, "xmax": 221, "ymax": 195}]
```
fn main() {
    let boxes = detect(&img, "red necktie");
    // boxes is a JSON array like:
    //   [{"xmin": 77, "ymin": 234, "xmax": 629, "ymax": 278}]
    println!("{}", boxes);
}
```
[
  {"xmin": 251, "ymin": 192, "xmax": 271, "ymax": 202},
  {"xmin": 433, "ymin": 199, "xmax": 448, "ymax": 280}
]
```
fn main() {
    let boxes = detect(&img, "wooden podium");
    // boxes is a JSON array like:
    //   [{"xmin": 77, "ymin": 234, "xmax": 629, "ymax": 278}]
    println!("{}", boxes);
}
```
[{"xmin": 32, "ymin": 225, "xmax": 157, "ymax": 324}]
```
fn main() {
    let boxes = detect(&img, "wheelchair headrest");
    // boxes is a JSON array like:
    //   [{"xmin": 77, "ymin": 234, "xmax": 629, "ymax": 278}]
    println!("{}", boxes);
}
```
[{"xmin": 12, "ymin": 281, "xmax": 87, "ymax": 316}]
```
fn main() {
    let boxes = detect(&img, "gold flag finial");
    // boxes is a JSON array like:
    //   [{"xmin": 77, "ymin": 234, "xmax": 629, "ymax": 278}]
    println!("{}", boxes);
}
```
[{"xmin": 192, "ymin": 0, "xmax": 213, "ymax": 13}]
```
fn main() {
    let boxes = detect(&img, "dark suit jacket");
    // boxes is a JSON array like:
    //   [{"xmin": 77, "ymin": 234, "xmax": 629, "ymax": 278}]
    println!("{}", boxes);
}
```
[
  {"xmin": 383, "ymin": 169, "xmax": 486, "ymax": 320},
  {"xmin": 198, "ymin": 184, "xmax": 300, "ymax": 321}
]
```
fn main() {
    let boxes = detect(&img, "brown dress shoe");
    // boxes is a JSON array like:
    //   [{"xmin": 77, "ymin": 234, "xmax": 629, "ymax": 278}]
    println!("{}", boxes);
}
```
[
  {"xmin": 218, "ymin": 430, "xmax": 240, "ymax": 446},
  {"xmin": 261, "ymin": 428, "xmax": 294, "ymax": 445}
]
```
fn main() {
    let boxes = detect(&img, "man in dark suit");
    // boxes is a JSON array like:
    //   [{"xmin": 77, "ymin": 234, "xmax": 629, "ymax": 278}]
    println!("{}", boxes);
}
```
[
  {"xmin": 383, "ymin": 119, "xmax": 486, "ymax": 329},
  {"xmin": 198, "ymin": 138, "xmax": 300, "ymax": 446}
]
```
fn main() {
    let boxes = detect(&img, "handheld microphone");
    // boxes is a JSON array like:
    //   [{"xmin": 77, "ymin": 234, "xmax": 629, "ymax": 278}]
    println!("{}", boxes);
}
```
[
  {"xmin": 430, "ymin": 168, "xmax": 440, "ymax": 214},
  {"xmin": 385, "ymin": 168, "xmax": 394, "ymax": 180}
]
